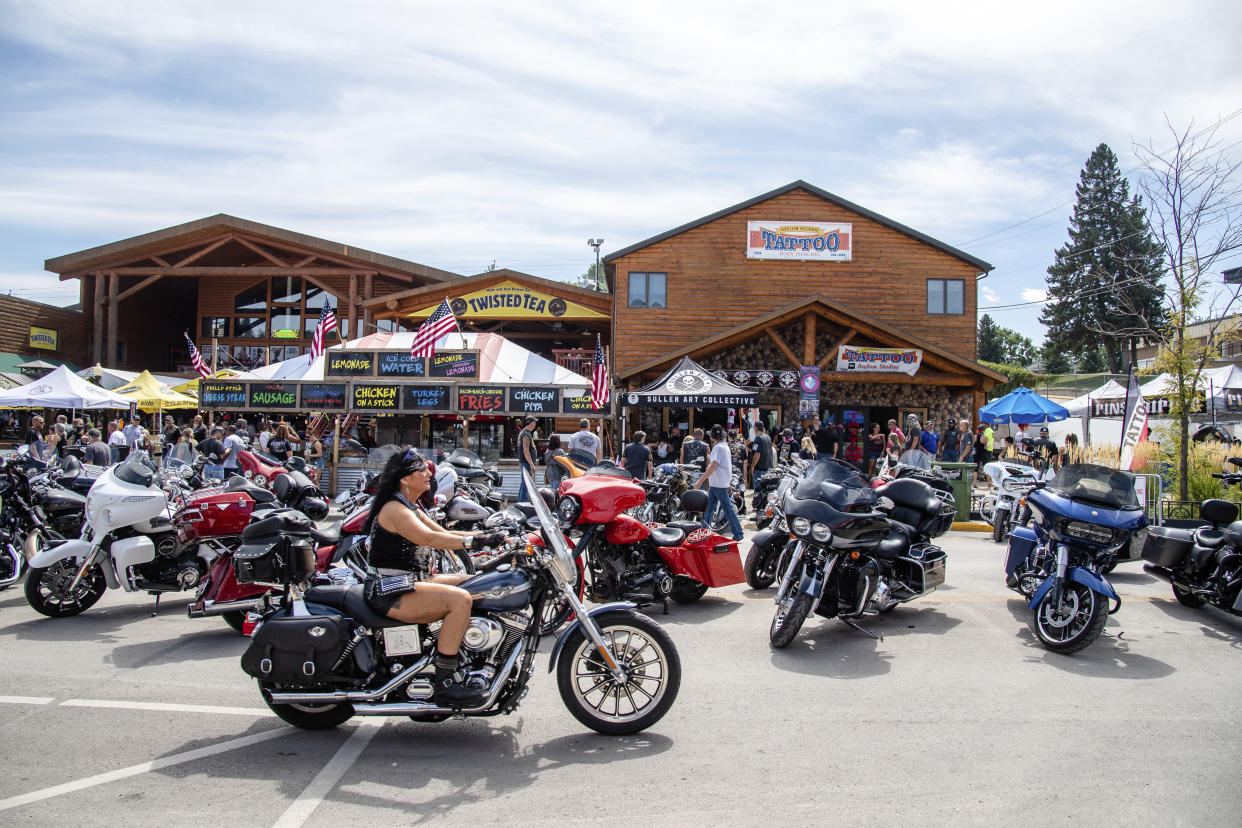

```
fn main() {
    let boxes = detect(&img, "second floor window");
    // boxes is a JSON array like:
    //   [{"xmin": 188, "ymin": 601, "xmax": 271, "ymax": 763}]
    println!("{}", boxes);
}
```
[
  {"xmin": 927, "ymin": 279, "xmax": 964, "ymax": 314},
  {"xmin": 628, "ymin": 272, "xmax": 667, "ymax": 308}
]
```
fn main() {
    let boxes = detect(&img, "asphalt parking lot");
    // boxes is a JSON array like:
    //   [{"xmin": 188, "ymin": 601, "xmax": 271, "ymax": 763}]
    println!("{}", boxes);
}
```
[{"xmin": 1, "ymin": 529, "xmax": 1239, "ymax": 827}]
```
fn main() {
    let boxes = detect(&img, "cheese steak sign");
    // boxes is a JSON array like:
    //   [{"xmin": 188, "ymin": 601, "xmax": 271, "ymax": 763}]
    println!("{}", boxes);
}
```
[
  {"xmin": 458, "ymin": 385, "xmax": 505, "ymax": 412},
  {"xmin": 352, "ymin": 383, "xmax": 399, "ymax": 410},
  {"xmin": 201, "ymin": 381, "xmax": 247, "ymax": 408},
  {"xmin": 326, "ymin": 351, "xmax": 375, "ymax": 377}
]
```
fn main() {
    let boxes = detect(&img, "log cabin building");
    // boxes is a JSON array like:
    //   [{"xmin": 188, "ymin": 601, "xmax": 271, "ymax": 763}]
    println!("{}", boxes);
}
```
[
  {"xmin": 43, "ymin": 215, "xmax": 460, "ymax": 374},
  {"xmin": 603, "ymin": 180, "xmax": 1005, "ymax": 462}
]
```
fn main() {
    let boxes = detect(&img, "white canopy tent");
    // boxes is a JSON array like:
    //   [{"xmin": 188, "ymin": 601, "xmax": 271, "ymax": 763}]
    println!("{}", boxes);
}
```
[
  {"xmin": 0, "ymin": 365, "xmax": 134, "ymax": 409},
  {"xmin": 77, "ymin": 365, "xmax": 187, "ymax": 391},
  {"xmin": 1061, "ymin": 379, "xmax": 1127, "ymax": 417}
]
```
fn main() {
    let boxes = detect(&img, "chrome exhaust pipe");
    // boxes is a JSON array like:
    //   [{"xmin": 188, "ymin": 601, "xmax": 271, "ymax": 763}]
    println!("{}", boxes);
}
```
[
  {"xmin": 268, "ymin": 641, "xmax": 525, "ymax": 713},
  {"xmin": 0, "ymin": 544, "xmax": 24, "ymax": 587},
  {"xmin": 186, "ymin": 598, "xmax": 262, "ymax": 619}
]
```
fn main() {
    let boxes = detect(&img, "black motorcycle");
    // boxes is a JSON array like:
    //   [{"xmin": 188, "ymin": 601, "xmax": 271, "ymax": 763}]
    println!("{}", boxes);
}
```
[
  {"xmin": 239, "ymin": 468, "xmax": 680, "ymax": 735},
  {"xmin": 768, "ymin": 460, "xmax": 952, "ymax": 648},
  {"xmin": 0, "ymin": 461, "xmax": 83, "ymax": 589},
  {"xmin": 1142, "ymin": 498, "xmax": 1242, "ymax": 616}
]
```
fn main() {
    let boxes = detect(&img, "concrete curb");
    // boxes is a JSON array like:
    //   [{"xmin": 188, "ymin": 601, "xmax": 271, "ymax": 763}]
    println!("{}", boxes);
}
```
[{"xmin": 952, "ymin": 521, "xmax": 993, "ymax": 532}]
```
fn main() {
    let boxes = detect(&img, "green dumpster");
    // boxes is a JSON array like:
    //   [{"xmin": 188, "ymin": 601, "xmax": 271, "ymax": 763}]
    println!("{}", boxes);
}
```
[{"xmin": 931, "ymin": 461, "xmax": 974, "ymax": 522}]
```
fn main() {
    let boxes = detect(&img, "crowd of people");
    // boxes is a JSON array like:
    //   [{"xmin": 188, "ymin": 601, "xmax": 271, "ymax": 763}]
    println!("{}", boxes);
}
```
[{"xmin": 9, "ymin": 411, "xmax": 327, "ymax": 478}]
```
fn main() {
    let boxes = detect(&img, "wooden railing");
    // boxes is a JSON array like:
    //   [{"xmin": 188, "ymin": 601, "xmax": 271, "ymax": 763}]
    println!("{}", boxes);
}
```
[{"xmin": 553, "ymin": 348, "xmax": 607, "ymax": 379}]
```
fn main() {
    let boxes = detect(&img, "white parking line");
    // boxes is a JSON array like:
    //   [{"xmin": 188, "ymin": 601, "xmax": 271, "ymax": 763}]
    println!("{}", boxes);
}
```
[
  {"xmin": 0, "ymin": 696, "xmax": 54, "ymax": 705},
  {"xmin": 272, "ymin": 721, "xmax": 383, "ymax": 828},
  {"xmin": 61, "ymin": 699, "xmax": 273, "ymax": 717},
  {"xmin": 0, "ymin": 726, "xmax": 295, "ymax": 813}
]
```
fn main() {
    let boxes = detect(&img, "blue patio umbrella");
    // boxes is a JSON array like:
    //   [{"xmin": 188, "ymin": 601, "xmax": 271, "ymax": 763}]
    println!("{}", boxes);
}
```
[{"xmin": 978, "ymin": 386, "xmax": 1069, "ymax": 425}]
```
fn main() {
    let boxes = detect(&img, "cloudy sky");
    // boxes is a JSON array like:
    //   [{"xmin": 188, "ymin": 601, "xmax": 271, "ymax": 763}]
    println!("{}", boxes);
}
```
[{"xmin": 2, "ymin": 0, "xmax": 1240, "ymax": 344}]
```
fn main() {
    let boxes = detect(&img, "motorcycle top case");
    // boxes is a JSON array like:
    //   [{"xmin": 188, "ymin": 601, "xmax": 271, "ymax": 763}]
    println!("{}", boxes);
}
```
[
  {"xmin": 175, "ymin": 490, "xmax": 256, "ymax": 543},
  {"xmin": 656, "ymin": 528, "xmax": 745, "ymax": 588},
  {"xmin": 241, "ymin": 604, "xmax": 351, "ymax": 685}
]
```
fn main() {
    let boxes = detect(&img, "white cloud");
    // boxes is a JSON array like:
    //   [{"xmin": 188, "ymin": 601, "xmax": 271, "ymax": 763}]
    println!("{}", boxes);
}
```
[
  {"xmin": 981, "ymin": 286, "xmax": 1000, "ymax": 303},
  {"xmin": 1022, "ymin": 288, "xmax": 1049, "ymax": 303}
]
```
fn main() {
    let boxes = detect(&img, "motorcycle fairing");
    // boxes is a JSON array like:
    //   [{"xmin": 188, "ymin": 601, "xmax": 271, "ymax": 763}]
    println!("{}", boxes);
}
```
[
  {"xmin": 1027, "ymin": 565, "xmax": 1119, "ymax": 610},
  {"xmin": 1005, "ymin": 527, "xmax": 1039, "ymax": 576},
  {"xmin": 28, "ymin": 537, "xmax": 91, "ymax": 569}
]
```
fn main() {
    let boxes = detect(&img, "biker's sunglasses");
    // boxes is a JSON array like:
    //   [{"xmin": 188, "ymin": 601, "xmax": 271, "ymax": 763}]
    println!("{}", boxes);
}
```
[{"xmin": 403, "ymin": 448, "xmax": 429, "ymax": 471}]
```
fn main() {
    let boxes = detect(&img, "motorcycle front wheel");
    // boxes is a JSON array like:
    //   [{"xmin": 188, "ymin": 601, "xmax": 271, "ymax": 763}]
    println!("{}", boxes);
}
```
[
  {"xmin": 435, "ymin": 549, "xmax": 476, "ymax": 576},
  {"xmin": 744, "ymin": 539, "xmax": 783, "ymax": 589},
  {"xmin": 1033, "ymin": 581, "xmax": 1108, "ymax": 654},
  {"xmin": 24, "ymin": 558, "xmax": 107, "ymax": 618},
  {"xmin": 992, "ymin": 510, "xmax": 1009, "ymax": 543},
  {"xmin": 556, "ymin": 609, "xmax": 680, "ymax": 735},
  {"xmin": 769, "ymin": 591, "xmax": 812, "ymax": 649},
  {"xmin": 259, "ymin": 682, "xmax": 355, "ymax": 729}
]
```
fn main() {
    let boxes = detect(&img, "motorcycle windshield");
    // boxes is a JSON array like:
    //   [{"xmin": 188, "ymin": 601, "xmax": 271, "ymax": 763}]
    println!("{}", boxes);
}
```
[
  {"xmin": 115, "ymin": 450, "xmax": 157, "ymax": 488},
  {"xmin": 446, "ymin": 447, "xmax": 484, "ymax": 468},
  {"xmin": 1047, "ymin": 463, "xmax": 1140, "ymax": 509},
  {"xmin": 791, "ymin": 459, "xmax": 874, "ymax": 510},
  {"xmin": 363, "ymin": 444, "xmax": 406, "ymax": 472}
]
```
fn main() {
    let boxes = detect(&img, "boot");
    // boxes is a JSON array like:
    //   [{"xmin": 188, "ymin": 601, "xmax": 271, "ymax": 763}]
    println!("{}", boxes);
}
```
[{"xmin": 432, "ymin": 654, "xmax": 486, "ymax": 707}]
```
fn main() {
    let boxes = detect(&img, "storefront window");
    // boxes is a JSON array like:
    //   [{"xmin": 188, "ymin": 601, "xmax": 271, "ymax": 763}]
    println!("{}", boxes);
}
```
[
  {"xmin": 927, "ymin": 279, "xmax": 964, "ymax": 314},
  {"xmin": 271, "ymin": 276, "xmax": 302, "ymax": 304},
  {"xmin": 628, "ymin": 272, "xmax": 667, "ymax": 308},
  {"xmin": 232, "ymin": 345, "xmax": 267, "ymax": 369},
  {"xmin": 305, "ymin": 285, "xmax": 332, "ymax": 309},
  {"xmin": 270, "ymin": 308, "xmax": 302, "ymax": 338},
  {"xmin": 200, "ymin": 317, "xmax": 227, "ymax": 338},
  {"xmin": 234, "ymin": 317, "xmax": 267, "ymax": 338},
  {"xmin": 234, "ymin": 281, "xmax": 268, "ymax": 313}
]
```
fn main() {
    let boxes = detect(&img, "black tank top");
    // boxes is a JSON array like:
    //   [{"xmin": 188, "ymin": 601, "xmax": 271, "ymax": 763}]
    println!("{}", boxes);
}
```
[{"xmin": 368, "ymin": 494, "xmax": 433, "ymax": 577}]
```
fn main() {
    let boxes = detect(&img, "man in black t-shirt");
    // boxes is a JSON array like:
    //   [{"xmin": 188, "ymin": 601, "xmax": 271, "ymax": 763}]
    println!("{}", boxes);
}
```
[
  {"xmin": 83, "ymin": 429, "xmax": 111, "ymax": 466},
  {"xmin": 939, "ymin": 418, "xmax": 960, "ymax": 461},
  {"xmin": 1032, "ymin": 426, "xmax": 1059, "ymax": 471},
  {"xmin": 516, "ymin": 416, "xmax": 538, "ymax": 504},
  {"xmin": 749, "ymin": 421, "xmax": 774, "ymax": 489},
  {"xmin": 680, "ymin": 428, "xmax": 708, "ymax": 469},
  {"xmin": 623, "ymin": 430, "xmax": 653, "ymax": 480},
  {"xmin": 811, "ymin": 416, "xmax": 838, "ymax": 460}
]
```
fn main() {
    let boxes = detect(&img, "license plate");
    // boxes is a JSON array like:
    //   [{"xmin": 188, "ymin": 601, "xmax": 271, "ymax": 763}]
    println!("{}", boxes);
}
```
[{"xmin": 382, "ymin": 625, "xmax": 421, "ymax": 656}]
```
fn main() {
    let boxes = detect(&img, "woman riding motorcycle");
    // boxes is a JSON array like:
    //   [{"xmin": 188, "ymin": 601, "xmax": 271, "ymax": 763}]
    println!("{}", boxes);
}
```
[{"xmin": 363, "ymin": 449, "xmax": 505, "ymax": 706}]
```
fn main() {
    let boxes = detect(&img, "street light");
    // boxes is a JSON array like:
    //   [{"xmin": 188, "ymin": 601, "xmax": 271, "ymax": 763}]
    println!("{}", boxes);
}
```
[{"xmin": 587, "ymin": 238, "xmax": 604, "ymax": 290}]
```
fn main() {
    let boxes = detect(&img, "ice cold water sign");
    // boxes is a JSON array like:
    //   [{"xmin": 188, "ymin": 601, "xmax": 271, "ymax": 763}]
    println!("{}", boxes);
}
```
[
  {"xmin": 377, "ymin": 352, "xmax": 426, "ymax": 378},
  {"xmin": 351, "ymin": 383, "xmax": 399, "ymax": 410},
  {"xmin": 507, "ymin": 386, "xmax": 559, "ymax": 414}
]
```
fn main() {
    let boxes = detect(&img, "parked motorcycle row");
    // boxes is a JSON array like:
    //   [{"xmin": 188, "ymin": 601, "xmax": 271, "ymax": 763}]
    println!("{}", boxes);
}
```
[{"xmin": 9, "ymin": 439, "xmax": 1240, "ymax": 736}]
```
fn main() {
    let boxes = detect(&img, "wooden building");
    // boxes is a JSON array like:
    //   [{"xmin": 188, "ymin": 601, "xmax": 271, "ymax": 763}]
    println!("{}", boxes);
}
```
[
  {"xmin": 44, "ymin": 215, "xmax": 460, "ymax": 373},
  {"xmin": 0, "ymin": 294, "xmax": 89, "ymax": 373},
  {"xmin": 604, "ymin": 180, "xmax": 1005, "ymax": 453}
]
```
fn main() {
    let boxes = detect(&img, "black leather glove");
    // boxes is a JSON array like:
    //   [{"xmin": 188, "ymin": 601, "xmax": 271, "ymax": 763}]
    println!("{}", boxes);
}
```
[{"xmin": 468, "ymin": 531, "xmax": 506, "ymax": 551}]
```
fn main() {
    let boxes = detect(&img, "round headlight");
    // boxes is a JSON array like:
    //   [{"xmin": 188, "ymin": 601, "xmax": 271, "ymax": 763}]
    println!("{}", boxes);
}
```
[
  {"xmin": 791, "ymin": 516, "xmax": 811, "ymax": 536},
  {"xmin": 557, "ymin": 495, "xmax": 583, "ymax": 524},
  {"xmin": 811, "ymin": 523, "xmax": 832, "ymax": 543}
]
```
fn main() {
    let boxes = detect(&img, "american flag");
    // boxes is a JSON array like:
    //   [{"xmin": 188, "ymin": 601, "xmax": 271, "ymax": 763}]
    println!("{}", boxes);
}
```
[
  {"xmin": 411, "ymin": 298, "xmax": 459, "ymax": 359},
  {"xmin": 310, "ymin": 302, "xmax": 338, "ymax": 359},
  {"xmin": 591, "ymin": 335, "xmax": 610, "ymax": 410},
  {"xmin": 184, "ymin": 331, "xmax": 211, "ymax": 379}
]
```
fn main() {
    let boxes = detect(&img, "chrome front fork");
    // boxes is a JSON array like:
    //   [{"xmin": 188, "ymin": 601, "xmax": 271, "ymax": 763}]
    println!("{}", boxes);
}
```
[
  {"xmin": 774, "ymin": 541, "xmax": 804, "ymax": 604},
  {"xmin": 66, "ymin": 544, "xmax": 105, "ymax": 593},
  {"xmin": 558, "ymin": 580, "xmax": 628, "ymax": 685},
  {"xmin": 1051, "ymin": 543, "xmax": 1069, "ymax": 607}
]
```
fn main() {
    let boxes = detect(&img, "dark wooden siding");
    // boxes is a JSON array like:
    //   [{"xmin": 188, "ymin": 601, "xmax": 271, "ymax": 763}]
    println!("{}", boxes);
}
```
[{"xmin": 0, "ymin": 294, "xmax": 89, "ymax": 366}]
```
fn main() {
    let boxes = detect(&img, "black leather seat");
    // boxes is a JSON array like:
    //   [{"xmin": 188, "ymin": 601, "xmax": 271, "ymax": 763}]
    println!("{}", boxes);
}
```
[
  {"xmin": 226, "ymin": 475, "xmax": 277, "ymax": 503},
  {"xmin": 875, "ymin": 478, "xmax": 942, "ymax": 536},
  {"xmin": 668, "ymin": 521, "xmax": 703, "ymax": 535},
  {"xmin": 304, "ymin": 584, "xmax": 402, "ymax": 628},
  {"xmin": 649, "ymin": 525, "xmax": 686, "ymax": 546},
  {"xmin": 875, "ymin": 524, "xmax": 914, "ymax": 559},
  {"xmin": 242, "ymin": 509, "xmax": 310, "ymax": 539},
  {"xmin": 310, "ymin": 524, "xmax": 341, "ymax": 546}
]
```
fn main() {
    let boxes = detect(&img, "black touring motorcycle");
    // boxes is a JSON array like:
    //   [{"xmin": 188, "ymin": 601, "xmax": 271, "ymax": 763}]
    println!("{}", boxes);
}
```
[
  {"xmin": 768, "ymin": 460, "xmax": 953, "ymax": 648},
  {"xmin": 239, "ymin": 469, "xmax": 681, "ymax": 735}
]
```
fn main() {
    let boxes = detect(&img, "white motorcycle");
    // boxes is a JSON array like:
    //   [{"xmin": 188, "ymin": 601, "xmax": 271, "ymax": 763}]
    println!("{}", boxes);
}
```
[
  {"xmin": 981, "ymin": 457, "xmax": 1051, "ymax": 543},
  {"xmin": 23, "ymin": 451, "xmax": 207, "ymax": 617}
]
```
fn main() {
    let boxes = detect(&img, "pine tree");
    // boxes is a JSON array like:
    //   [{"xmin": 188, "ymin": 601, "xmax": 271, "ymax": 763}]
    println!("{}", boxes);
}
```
[
  {"xmin": 977, "ymin": 314, "xmax": 1003, "ymax": 362},
  {"xmin": 1041, "ymin": 143, "xmax": 1166, "ymax": 372}
]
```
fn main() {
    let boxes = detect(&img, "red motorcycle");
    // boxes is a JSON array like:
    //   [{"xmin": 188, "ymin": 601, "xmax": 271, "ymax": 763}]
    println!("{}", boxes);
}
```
[
  {"xmin": 552, "ymin": 472, "xmax": 745, "ymax": 610},
  {"xmin": 182, "ymin": 490, "xmax": 370, "ymax": 632}
]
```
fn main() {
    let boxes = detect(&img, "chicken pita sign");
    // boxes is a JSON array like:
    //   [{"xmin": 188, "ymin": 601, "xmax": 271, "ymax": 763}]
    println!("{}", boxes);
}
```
[{"xmin": 746, "ymin": 221, "xmax": 852, "ymax": 261}]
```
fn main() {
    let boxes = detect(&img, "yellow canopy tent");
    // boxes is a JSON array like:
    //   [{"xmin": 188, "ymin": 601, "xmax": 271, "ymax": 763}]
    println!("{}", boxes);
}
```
[
  {"xmin": 113, "ymin": 370, "xmax": 199, "ymax": 413},
  {"xmin": 172, "ymin": 368, "xmax": 245, "ymax": 397}
]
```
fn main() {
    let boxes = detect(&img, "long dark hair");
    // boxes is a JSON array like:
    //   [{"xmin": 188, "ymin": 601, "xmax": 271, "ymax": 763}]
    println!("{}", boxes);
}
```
[{"xmin": 363, "ymin": 448, "xmax": 428, "ymax": 536}]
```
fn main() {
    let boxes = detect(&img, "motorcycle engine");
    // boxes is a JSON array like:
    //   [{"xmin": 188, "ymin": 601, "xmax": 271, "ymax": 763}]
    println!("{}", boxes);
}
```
[
  {"xmin": 587, "ymin": 540, "xmax": 671, "ymax": 604},
  {"xmin": 134, "ymin": 552, "xmax": 206, "ymax": 590}
]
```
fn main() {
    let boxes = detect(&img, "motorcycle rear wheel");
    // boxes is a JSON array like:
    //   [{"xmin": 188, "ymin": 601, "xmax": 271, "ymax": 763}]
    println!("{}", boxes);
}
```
[
  {"xmin": 769, "ymin": 592, "xmax": 812, "ymax": 649},
  {"xmin": 222, "ymin": 611, "xmax": 247, "ymax": 634},
  {"xmin": 1172, "ymin": 583, "xmax": 1207, "ymax": 608},
  {"xmin": 24, "ymin": 559, "xmax": 107, "ymax": 618},
  {"xmin": 260, "ymin": 682, "xmax": 355, "ymax": 729},
  {"xmin": 556, "ymin": 610, "xmax": 680, "ymax": 735},
  {"xmin": 992, "ymin": 510, "xmax": 1009, "ymax": 544},
  {"xmin": 1033, "ymin": 581, "xmax": 1108, "ymax": 654}
]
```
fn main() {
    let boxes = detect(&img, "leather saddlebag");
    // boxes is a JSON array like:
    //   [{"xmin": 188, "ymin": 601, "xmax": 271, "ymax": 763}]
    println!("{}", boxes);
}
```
[{"xmin": 240, "ymin": 607, "xmax": 351, "ymax": 685}]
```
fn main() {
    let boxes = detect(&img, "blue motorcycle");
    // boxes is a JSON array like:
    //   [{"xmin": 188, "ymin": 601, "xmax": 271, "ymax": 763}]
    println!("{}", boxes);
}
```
[{"xmin": 1004, "ymin": 463, "xmax": 1147, "ymax": 653}]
